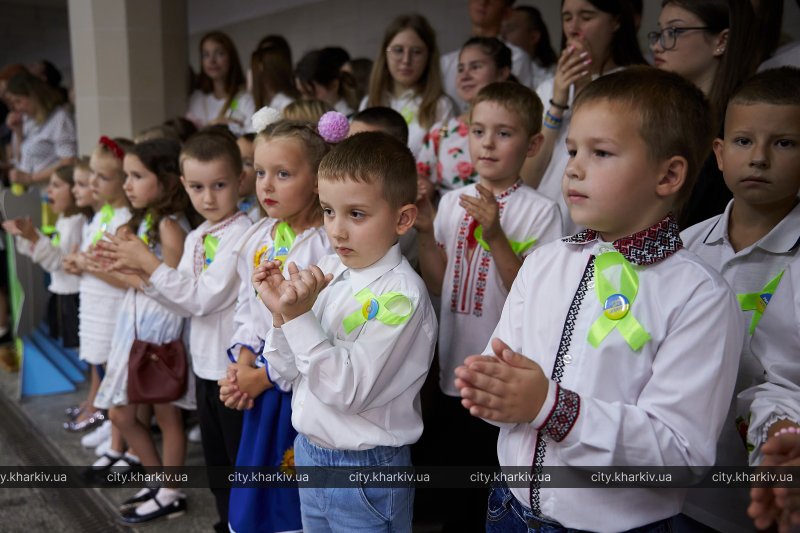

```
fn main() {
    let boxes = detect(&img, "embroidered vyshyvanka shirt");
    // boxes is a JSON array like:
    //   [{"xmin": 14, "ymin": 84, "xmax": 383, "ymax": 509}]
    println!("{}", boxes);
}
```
[
  {"xmin": 487, "ymin": 215, "xmax": 743, "ymax": 532},
  {"xmin": 434, "ymin": 180, "xmax": 561, "ymax": 396},
  {"xmin": 143, "ymin": 212, "xmax": 252, "ymax": 380}
]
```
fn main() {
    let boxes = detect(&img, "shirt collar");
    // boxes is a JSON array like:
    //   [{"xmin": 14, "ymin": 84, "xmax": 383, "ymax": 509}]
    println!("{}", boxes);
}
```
[
  {"xmin": 338, "ymin": 243, "xmax": 403, "ymax": 294},
  {"xmin": 704, "ymin": 199, "xmax": 800, "ymax": 254},
  {"xmin": 562, "ymin": 213, "xmax": 683, "ymax": 266}
]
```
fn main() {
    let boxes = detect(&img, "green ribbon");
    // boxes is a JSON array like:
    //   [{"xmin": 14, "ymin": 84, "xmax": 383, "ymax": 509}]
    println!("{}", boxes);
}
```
[
  {"xmin": 91, "ymin": 204, "xmax": 115, "ymax": 245},
  {"xmin": 42, "ymin": 224, "xmax": 60, "ymax": 247},
  {"xmin": 472, "ymin": 225, "xmax": 536, "ymax": 256},
  {"xmin": 138, "ymin": 212, "xmax": 153, "ymax": 245},
  {"xmin": 587, "ymin": 252, "xmax": 651, "ymax": 351},
  {"xmin": 400, "ymin": 106, "xmax": 415, "ymax": 125},
  {"xmin": 738, "ymin": 271, "xmax": 784, "ymax": 335},
  {"xmin": 203, "ymin": 234, "xmax": 219, "ymax": 270},
  {"xmin": 342, "ymin": 287, "xmax": 414, "ymax": 334}
]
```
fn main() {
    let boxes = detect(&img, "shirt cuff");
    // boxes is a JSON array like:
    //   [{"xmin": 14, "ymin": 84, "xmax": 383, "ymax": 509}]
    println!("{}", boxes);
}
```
[
  {"xmin": 281, "ymin": 310, "xmax": 327, "ymax": 363},
  {"xmin": 531, "ymin": 379, "xmax": 556, "ymax": 428},
  {"xmin": 534, "ymin": 382, "xmax": 581, "ymax": 443},
  {"xmin": 147, "ymin": 262, "xmax": 171, "ymax": 287}
]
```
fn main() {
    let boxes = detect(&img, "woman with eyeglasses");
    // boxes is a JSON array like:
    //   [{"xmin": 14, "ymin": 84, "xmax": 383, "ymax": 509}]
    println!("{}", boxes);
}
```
[
  {"xmin": 651, "ymin": 0, "xmax": 761, "ymax": 229},
  {"xmin": 520, "ymin": 0, "xmax": 645, "ymax": 235},
  {"xmin": 361, "ymin": 13, "xmax": 455, "ymax": 157}
]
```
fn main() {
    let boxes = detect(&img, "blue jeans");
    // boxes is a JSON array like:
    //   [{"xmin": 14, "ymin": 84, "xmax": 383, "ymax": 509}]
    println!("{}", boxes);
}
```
[
  {"xmin": 486, "ymin": 484, "xmax": 675, "ymax": 533},
  {"xmin": 293, "ymin": 434, "xmax": 414, "ymax": 532}
]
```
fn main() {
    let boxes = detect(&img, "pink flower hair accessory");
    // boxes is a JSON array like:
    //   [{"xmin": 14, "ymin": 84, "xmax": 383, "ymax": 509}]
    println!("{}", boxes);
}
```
[{"xmin": 318, "ymin": 111, "xmax": 350, "ymax": 143}]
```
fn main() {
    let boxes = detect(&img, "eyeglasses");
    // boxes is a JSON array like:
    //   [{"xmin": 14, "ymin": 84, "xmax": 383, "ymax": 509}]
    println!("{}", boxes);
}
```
[
  {"xmin": 647, "ymin": 26, "xmax": 709, "ymax": 50},
  {"xmin": 386, "ymin": 45, "xmax": 427, "ymax": 62}
]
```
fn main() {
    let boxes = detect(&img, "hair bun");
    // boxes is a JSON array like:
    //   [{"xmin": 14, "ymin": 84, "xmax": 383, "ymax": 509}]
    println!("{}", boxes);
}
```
[
  {"xmin": 251, "ymin": 106, "xmax": 282, "ymax": 133},
  {"xmin": 317, "ymin": 111, "xmax": 350, "ymax": 143}
]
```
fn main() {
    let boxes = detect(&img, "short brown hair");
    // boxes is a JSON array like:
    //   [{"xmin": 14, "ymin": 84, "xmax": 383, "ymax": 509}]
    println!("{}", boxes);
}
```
[
  {"xmin": 180, "ymin": 128, "xmax": 243, "ymax": 176},
  {"xmin": 254, "ymin": 120, "xmax": 331, "ymax": 173},
  {"xmin": 470, "ymin": 81, "xmax": 543, "ymax": 136},
  {"xmin": 318, "ymin": 132, "xmax": 416, "ymax": 208},
  {"xmin": 573, "ymin": 66, "xmax": 714, "ymax": 209},
  {"xmin": 729, "ymin": 66, "xmax": 800, "ymax": 108}
]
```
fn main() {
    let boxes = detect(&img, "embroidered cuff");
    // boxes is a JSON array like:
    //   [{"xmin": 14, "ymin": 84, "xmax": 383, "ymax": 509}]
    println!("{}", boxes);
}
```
[
  {"xmin": 282, "ymin": 310, "xmax": 327, "ymax": 365},
  {"xmin": 538, "ymin": 383, "xmax": 580, "ymax": 442}
]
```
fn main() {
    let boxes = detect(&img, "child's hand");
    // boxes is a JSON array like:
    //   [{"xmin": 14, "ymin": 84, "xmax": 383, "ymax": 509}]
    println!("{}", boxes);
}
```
[
  {"xmin": 454, "ymin": 337, "xmax": 549, "ymax": 424},
  {"xmin": 280, "ymin": 262, "xmax": 333, "ymax": 321},
  {"xmin": 253, "ymin": 259, "xmax": 288, "ymax": 315},
  {"xmin": 95, "ymin": 231, "xmax": 160, "ymax": 275},
  {"xmin": 2, "ymin": 217, "xmax": 38, "ymax": 242},
  {"xmin": 414, "ymin": 192, "xmax": 436, "ymax": 234},
  {"xmin": 218, "ymin": 364, "xmax": 254, "ymax": 411},
  {"xmin": 417, "ymin": 177, "xmax": 434, "ymax": 203},
  {"xmin": 749, "ymin": 432, "xmax": 800, "ymax": 531},
  {"xmin": 236, "ymin": 363, "xmax": 273, "ymax": 399},
  {"xmin": 459, "ymin": 184, "xmax": 503, "ymax": 243},
  {"xmin": 62, "ymin": 245, "xmax": 82, "ymax": 274}
]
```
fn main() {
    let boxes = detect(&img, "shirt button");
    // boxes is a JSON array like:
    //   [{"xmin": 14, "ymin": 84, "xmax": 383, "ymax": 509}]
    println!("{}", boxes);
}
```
[{"xmin": 564, "ymin": 354, "xmax": 573, "ymax": 365}]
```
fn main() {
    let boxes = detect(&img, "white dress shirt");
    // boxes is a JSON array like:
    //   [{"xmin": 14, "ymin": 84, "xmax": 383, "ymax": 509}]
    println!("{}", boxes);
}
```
[
  {"xmin": 142, "ymin": 212, "xmax": 252, "ymax": 380},
  {"xmin": 264, "ymin": 244, "xmax": 437, "ymax": 451},
  {"xmin": 440, "ymin": 39, "xmax": 533, "ymax": 113},
  {"xmin": 746, "ymin": 259, "xmax": 800, "ymax": 463},
  {"xmin": 15, "ymin": 213, "xmax": 85, "ymax": 294},
  {"xmin": 358, "ymin": 91, "xmax": 455, "ymax": 158},
  {"xmin": 487, "ymin": 216, "xmax": 743, "ymax": 532},
  {"xmin": 435, "ymin": 180, "xmax": 562, "ymax": 396},
  {"xmin": 186, "ymin": 89, "xmax": 256, "ymax": 135},
  {"xmin": 680, "ymin": 200, "xmax": 800, "ymax": 532},
  {"xmin": 228, "ymin": 218, "xmax": 331, "ymax": 362}
]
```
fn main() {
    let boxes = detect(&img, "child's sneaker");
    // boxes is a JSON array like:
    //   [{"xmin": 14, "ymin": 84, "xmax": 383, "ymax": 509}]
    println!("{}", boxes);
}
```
[
  {"xmin": 187, "ymin": 424, "xmax": 202, "ymax": 443},
  {"xmin": 95, "ymin": 436, "xmax": 112, "ymax": 457},
  {"xmin": 81, "ymin": 420, "xmax": 112, "ymax": 448}
]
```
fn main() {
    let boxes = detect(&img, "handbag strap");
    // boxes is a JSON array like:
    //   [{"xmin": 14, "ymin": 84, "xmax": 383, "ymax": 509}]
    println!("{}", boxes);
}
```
[{"xmin": 132, "ymin": 291, "xmax": 139, "ymax": 340}]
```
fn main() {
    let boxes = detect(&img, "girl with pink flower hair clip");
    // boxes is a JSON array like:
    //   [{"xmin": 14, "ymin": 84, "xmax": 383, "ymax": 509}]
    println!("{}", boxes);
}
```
[
  {"xmin": 217, "ymin": 109, "xmax": 347, "ymax": 533},
  {"xmin": 416, "ymin": 37, "xmax": 513, "ymax": 205}
]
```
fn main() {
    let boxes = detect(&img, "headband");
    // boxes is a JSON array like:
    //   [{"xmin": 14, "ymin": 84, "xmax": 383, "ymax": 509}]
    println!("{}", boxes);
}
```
[{"xmin": 99, "ymin": 136, "xmax": 124, "ymax": 160}]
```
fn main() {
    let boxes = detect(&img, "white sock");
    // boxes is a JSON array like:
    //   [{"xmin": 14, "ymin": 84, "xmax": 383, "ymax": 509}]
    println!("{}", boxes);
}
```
[
  {"xmin": 92, "ymin": 449, "xmax": 121, "ymax": 469},
  {"xmin": 122, "ymin": 452, "xmax": 140, "ymax": 464},
  {"xmin": 134, "ymin": 487, "xmax": 182, "ymax": 516}
]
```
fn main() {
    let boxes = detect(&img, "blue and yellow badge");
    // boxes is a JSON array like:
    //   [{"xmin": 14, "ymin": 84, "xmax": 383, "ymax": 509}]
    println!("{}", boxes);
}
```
[
  {"xmin": 361, "ymin": 298, "xmax": 380, "ymax": 321},
  {"xmin": 603, "ymin": 293, "xmax": 630, "ymax": 320}
]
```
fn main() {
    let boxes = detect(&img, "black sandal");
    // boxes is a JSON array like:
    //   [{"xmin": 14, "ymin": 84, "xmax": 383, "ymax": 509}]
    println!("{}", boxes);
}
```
[{"xmin": 119, "ymin": 493, "xmax": 187, "ymax": 525}]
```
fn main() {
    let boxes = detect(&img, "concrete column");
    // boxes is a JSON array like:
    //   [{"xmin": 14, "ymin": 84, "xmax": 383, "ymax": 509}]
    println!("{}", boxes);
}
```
[{"xmin": 67, "ymin": 0, "xmax": 187, "ymax": 153}]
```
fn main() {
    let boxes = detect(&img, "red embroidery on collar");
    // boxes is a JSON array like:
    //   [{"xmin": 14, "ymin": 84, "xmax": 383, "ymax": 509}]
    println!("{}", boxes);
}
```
[{"xmin": 562, "ymin": 214, "xmax": 683, "ymax": 266}]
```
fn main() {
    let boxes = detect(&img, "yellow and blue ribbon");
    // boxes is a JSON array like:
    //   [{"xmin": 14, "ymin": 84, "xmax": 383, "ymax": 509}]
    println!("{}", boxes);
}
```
[
  {"xmin": 588, "ymin": 252, "xmax": 651, "ymax": 351},
  {"xmin": 91, "ymin": 204, "xmax": 115, "ymax": 245},
  {"xmin": 342, "ymin": 288, "xmax": 414, "ymax": 334},
  {"xmin": 738, "ymin": 271, "xmax": 784, "ymax": 335}
]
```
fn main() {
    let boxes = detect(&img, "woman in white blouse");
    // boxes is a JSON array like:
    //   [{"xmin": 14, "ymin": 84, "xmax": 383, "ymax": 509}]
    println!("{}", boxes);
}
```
[
  {"xmin": 361, "ymin": 13, "xmax": 454, "ymax": 157},
  {"xmin": 5, "ymin": 71, "xmax": 76, "ymax": 188},
  {"xmin": 186, "ymin": 31, "xmax": 255, "ymax": 136}
]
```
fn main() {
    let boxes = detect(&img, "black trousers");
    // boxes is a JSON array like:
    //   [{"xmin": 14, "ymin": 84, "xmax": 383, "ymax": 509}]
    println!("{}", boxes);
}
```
[
  {"xmin": 196, "ymin": 376, "xmax": 244, "ymax": 533},
  {"xmin": 47, "ymin": 292, "xmax": 79, "ymax": 348}
]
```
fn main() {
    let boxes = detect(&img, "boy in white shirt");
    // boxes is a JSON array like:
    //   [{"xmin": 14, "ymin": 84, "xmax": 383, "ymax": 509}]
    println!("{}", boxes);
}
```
[
  {"xmin": 680, "ymin": 66, "xmax": 800, "ymax": 532},
  {"xmin": 455, "ymin": 66, "xmax": 744, "ymax": 532},
  {"xmin": 98, "ymin": 130, "xmax": 252, "ymax": 531},
  {"xmin": 255, "ymin": 131, "xmax": 436, "ymax": 532},
  {"xmin": 416, "ymin": 81, "xmax": 561, "ymax": 529}
]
